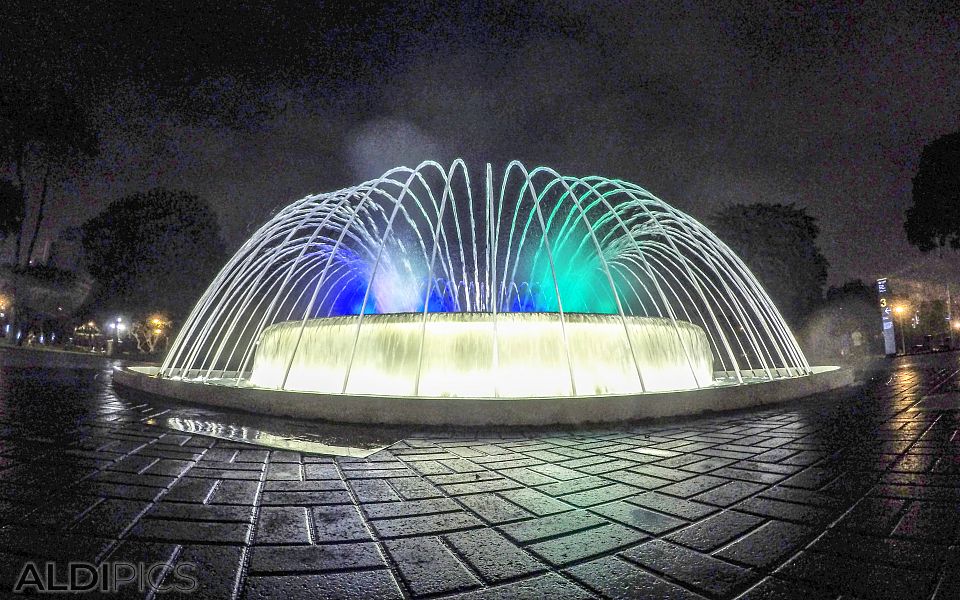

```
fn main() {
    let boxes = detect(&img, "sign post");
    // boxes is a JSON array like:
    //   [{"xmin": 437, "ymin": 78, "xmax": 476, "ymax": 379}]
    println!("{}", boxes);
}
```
[{"xmin": 877, "ymin": 278, "xmax": 897, "ymax": 356}]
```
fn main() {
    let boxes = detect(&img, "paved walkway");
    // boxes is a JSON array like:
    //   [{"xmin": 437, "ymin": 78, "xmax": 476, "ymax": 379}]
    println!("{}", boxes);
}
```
[{"xmin": 0, "ymin": 349, "xmax": 959, "ymax": 599}]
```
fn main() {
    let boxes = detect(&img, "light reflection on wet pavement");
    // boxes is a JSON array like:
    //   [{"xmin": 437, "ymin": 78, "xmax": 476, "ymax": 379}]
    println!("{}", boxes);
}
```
[{"xmin": 2, "ymin": 346, "xmax": 960, "ymax": 599}]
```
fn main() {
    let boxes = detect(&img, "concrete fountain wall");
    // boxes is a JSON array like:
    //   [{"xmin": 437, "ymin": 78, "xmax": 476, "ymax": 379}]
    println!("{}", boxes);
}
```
[{"xmin": 114, "ymin": 365, "xmax": 853, "ymax": 427}]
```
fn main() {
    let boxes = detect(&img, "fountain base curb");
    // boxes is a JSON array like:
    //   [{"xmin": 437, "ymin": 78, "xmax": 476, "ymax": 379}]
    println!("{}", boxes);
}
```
[{"xmin": 114, "ymin": 366, "xmax": 854, "ymax": 426}]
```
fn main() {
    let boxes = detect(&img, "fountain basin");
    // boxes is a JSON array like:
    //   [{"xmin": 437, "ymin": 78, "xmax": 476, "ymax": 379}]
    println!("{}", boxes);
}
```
[
  {"xmin": 249, "ymin": 313, "xmax": 714, "ymax": 397},
  {"xmin": 114, "ymin": 365, "xmax": 853, "ymax": 426}
]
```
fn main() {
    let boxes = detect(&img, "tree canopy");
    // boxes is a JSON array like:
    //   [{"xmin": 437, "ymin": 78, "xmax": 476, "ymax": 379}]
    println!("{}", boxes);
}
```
[
  {"xmin": 905, "ymin": 130, "xmax": 960, "ymax": 253},
  {"xmin": 707, "ymin": 203, "xmax": 829, "ymax": 327},
  {"xmin": 81, "ymin": 189, "xmax": 226, "ymax": 320}
]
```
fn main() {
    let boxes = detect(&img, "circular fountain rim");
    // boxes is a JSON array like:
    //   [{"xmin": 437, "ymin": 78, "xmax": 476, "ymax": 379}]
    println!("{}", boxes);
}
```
[{"xmin": 114, "ymin": 364, "xmax": 853, "ymax": 426}]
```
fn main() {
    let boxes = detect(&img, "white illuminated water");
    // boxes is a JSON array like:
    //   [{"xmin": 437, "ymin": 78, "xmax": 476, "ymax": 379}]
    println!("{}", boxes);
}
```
[
  {"xmin": 160, "ymin": 160, "xmax": 811, "ymax": 399},
  {"xmin": 249, "ymin": 313, "xmax": 713, "ymax": 397}
]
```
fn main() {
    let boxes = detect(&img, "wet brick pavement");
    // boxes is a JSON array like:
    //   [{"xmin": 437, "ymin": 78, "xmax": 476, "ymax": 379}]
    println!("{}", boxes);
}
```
[{"xmin": 1, "ymin": 348, "xmax": 959, "ymax": 599}]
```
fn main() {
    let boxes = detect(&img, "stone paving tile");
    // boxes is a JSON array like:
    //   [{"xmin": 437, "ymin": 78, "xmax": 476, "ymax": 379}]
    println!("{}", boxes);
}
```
[
  {"xmin": 757, "ymin": 484, "xmax": 841, "ymax": 507},
  {"xmin": 711, "ymin": 466, "xmax": 788, "ymax": 485},
  {"xmin": 664, "ymin": 510, "xmax": 764, "ymax": 552},
  {"xmin": 807, "ymin": 528, "xmax": 943, "ymax": 572},
  {"xmin": 255, "ymin": 506, "xmax": 311, "ymax": 545},
  {"xmin": 164, "ymin": 476, "xmax": 218, "ymax": 503},
  {"xmin": 259, "ymin": 489, "xmax": 352, "ymax": 506},
  {"xmin": 266, "ymin": 462, "xmax": 301, "ymax": 480},
  {"xmin": 715, "ymin": 519, "xmax": 814, "ymax": 568},
  {"xmin": 370, "ymin": 510, "xmax": 483, "ymax": 538},
  {"xmin": 527, "ymin": 522, "xmax": 647, "ymax": 566},
  {"xmin": 622, "ymin": 539, "xmax": 757, "ymax": 597},
  {"xmin": 601, "ymin": 469, "xmax": 673, "ymax": 489},
  {"xmin": 388, "ymin": 476, "xmax": 444, "ymax": 500},
  {"xmin": 590, "ymin": 500, "xmax": 687, "ymax": 534},
  {"xmin": 734, "ymin": 496, "xmax": 835, "ymax": 524},
  {"xmin": 528, "ymin": 463, "xmax": 593, "ymax": 481},
  {"xmin": 735, "ymin": 576, "xmax": 833, "ymax": 600},
  {"xmin": 243, "ymin": 570, "xmax": 402, "ymax": 599},
  {"xmin": 496, "ymin": 488, "xmax": 571, "ymax": 516},
  {"xmin": 497, "ymin": 466, "xmax": 558, "ymax": 486},
  {"xmin": 445, "ymin": 528, "xmax": 545, "ymax": 582},
  {"xmin": 559, "ymin": 482, "xmax": 641, "ymax": 507},
  {"xmin": 631, "ymin": 447, "xmax": 682, "ymax": 458},
  {"xmin": 449, "ymin": 573, "xmax": 593, "ymax": 599},
  {"xmin": 626, "ymin": 491, "xmax": 719, "ymax": 519},
  {"xmin": 175, "ymin": 544, "xmax": 245, "ymax": 598},
  {"xmin": 249, "ymin": 542, "xmax": 385, "ymax": 574},
  {"xmin": 776, "ymin": 550, "xmax": 939, "ymax": 600},
  {"xmin": 209, "ymin": 480, "xmax": 261, "ymax": 505},
  {"xmin": 129, "ymin": 518, "xmax": 252, "ymax": 544},
  {"xmin": 566, "ymin": 555, "xmax": 708, "ymax": 599},
  {"xmin": 149, "ymin": 501, "xmax": 255, "ymax": 522},
  {"xmin": 458, "ymin": 492, "xmax": 533, "ymax": 524},
  {"xmin": 385, "ymin": 535, "xmax": 480, "ymax": 596},
  {"xmin": 348, "ymin": 478, "xmax": 402, "ymax": 502},
  {"xmin": 577, "ymin": 458, "xmax": 637, "ymax": 475},
  {"xmin": 441, "ymin": 478, "xmax": 523, "ymax": 496},
  {"xmin": 498, "ymin": 509, "xmax": 607, "ymax": 544},
  {"xmin": 633, "ymin": 464, "xmax": 698, "ymax": 481},
  {"xmin": 20, "ymin": 495, "xmax": 100, "ymax": 528},
  {"xmin": 304, "ymin": 463, "xmax": 339, "ymax": 479},
  {"xmin": 836, "ymin": 496, "xmax": 908, "ymax": 536},
  {"xmin": 363, "ymin": 497, "xmax": 460, "ymax": 519},
  {"xmin": 72, "ymin": 498, "xmax": 150, "ymax": 537},
  {"xmin": 264, "ymin": 479, "xmax": 345, "ymax": 492},
  {"xmin": 658, "ymin": 474, "xmax": 729, "ymax": 498}
]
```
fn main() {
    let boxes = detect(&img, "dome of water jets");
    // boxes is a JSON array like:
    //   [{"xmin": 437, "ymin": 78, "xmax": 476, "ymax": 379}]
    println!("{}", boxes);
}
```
[{"xmin": 160, "ymin": 160, "xmax": 811, "ymax": 398}]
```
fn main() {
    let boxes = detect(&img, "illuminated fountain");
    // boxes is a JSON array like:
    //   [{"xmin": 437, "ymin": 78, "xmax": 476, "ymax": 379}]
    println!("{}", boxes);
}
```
[{"xmin": 116, "ymin": 160, "xmax": 845, "ymax": 426}]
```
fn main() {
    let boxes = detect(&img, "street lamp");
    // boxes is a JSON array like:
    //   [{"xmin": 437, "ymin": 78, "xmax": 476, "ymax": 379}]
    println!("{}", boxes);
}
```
[
  {"xmin": 894, "ymin": 305, "xmax": 907, "ymax": 355},
  {"xmin": 108, "ymin": 317, "xmax": 125, "ymax": 344}
]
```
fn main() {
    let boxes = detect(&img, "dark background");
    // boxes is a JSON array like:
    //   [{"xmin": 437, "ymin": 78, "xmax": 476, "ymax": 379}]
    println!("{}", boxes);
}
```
[{"xmin": 2, "ymin": 1, "xmax": 959, "ymax": 285}]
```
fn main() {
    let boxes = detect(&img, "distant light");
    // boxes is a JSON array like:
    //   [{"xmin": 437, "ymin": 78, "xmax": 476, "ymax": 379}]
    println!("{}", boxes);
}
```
[{"xmin": 153, "ymin": 328, "xmax": 162, "ymax": 335}]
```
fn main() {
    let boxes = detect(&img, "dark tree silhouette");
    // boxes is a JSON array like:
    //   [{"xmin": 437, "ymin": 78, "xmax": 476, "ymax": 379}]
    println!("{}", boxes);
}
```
[
  {"xmin": 81, "ymin": 189, "xmax": 227, "ymax": 320},
  {"xmin": 0, "ymin": 180, "xmax": 24, "ymax": 242},
  {"xmin": 905, "ymin": 130, "xmax": 960, "ymax": 253},
  {"xmin": 707, "ymin": 203, "xmax": 829, "ymax": 328},
  {"xmin": 826, "ymin": 279, "xmax": 882, "ymax": 345},
  {"xmin": 0, "ymin": 84, "xmax": 98, "ymax": 266}
]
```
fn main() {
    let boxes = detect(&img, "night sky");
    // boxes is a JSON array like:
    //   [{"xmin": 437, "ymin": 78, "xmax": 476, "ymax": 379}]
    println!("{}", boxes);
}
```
[{"xmin": 3, "ymin": 1, "xmax": 959, "ymax": 286}]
